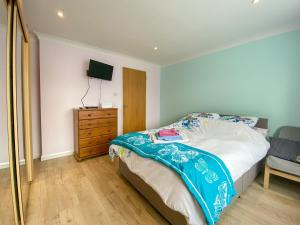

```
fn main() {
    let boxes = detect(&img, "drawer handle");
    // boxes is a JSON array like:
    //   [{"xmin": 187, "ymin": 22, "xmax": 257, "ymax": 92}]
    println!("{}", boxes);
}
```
[{"xmin": 88, "ymin": 114, "xmax": 92, "ymax": 117}]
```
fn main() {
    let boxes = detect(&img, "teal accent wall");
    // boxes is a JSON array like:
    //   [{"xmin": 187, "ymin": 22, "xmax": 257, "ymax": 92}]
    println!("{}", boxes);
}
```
[{"xmin": 161, "ymin": 29, "xmax": 300, "ymax": 135}]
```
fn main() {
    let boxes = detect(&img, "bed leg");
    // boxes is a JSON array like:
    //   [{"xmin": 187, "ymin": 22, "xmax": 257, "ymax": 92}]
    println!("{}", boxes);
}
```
[{"xmin": 264, "ymin": 164, "xmax": 270, "ymax": 189}]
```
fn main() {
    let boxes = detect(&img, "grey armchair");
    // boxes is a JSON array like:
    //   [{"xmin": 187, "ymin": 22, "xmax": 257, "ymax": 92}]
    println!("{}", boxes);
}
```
[{"xmin": 264, "ymin": 126, "xmax": 300, "ymax": 188}]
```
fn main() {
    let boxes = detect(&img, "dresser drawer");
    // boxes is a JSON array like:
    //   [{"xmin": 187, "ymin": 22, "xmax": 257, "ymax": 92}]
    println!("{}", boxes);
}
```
[
  {"xmin": 79, "ymin": 127, "xmax": 117, "ymax": 139},
  {"xmin": 79, "ymin": 144, "xmax": 108, "ymax": 158},
  {"xmin": 79, "ymin": 110, "xmax": 117, "ymax": 120},
  {"xmin": 79, "ymin": 118, "xmax": 117, "ymax": 130},
  {"xmin": 79, "ymin": 134, "xmax": 115, "ymax": 148}
]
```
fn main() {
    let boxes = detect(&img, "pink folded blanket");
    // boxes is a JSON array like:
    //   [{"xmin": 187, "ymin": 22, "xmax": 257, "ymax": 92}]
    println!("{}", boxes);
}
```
[{"xmin": 158, "ymin": 128, "xmax": 179, "ymax": 137}]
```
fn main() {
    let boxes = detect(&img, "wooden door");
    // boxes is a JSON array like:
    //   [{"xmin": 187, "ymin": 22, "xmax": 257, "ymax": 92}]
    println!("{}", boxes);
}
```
[{"xmin": 123, "ymin": 67, "xmax": 146, "ymax": 133}]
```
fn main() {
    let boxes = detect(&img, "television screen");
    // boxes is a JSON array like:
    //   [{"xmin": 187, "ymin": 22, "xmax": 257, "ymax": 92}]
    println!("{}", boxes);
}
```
[{"xmin": 87, "ymin": 59, "xmax": 113, "ymax": 81}]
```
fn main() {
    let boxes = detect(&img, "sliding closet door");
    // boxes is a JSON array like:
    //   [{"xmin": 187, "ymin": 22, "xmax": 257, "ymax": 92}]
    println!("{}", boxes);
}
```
[
  {"xmin": 0, "ymin": 1, "xmax": 16, "ymax": 224},
  {"xmin": 14, "ymin": 0, "xmax": 33, "ymax": 223},
  {"xmin": 16, "ymin": 12, "xmax": 30, "ymax": 222},
  {"xmin": 5, "ymin": 0, "xmax": 33, "ymax": 224}
]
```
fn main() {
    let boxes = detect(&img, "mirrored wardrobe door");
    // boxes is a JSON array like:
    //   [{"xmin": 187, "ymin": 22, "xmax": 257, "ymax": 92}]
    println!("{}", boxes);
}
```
[
  {"xmin": 16, "ymin": 10, "xmax": 30, "ymax": 223},
  {"xmin": 0, "ymin": 1, "xmax": 15, "ymax": 224}
]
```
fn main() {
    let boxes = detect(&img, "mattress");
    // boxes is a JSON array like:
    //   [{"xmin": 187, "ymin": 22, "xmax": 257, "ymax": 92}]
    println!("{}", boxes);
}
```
[{"xmin": 267, "ymin": 155, "xmax": 300, "ymax": 176}]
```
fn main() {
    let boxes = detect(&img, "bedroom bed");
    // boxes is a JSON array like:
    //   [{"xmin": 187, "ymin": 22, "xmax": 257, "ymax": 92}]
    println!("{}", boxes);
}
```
[{"xmin": 110, "ymin": 114, "xmax": 269, "ymax": 225}]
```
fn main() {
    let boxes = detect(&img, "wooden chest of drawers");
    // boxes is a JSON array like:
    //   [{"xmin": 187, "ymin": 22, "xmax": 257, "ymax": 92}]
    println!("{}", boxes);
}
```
[{"xmin": 73, "ymin": 108, "xmax": 118, "ymax": 160}]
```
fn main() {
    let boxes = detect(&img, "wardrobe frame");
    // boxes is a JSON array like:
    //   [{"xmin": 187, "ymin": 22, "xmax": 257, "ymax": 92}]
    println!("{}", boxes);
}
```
[{"xmin": 4, "ymin": 0, "xmax": 32, "ymax": 224}]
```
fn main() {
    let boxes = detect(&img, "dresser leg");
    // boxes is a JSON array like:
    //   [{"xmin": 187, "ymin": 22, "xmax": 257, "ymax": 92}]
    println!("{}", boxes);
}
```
[{"xmin": 74, "ymin": 153, "xmax": 83, "ymax": 162}]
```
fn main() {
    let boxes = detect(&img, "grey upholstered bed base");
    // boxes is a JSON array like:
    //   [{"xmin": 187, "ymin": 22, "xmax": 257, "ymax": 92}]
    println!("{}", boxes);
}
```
[{"xmin": 119, "ymin": 159, "xmax": 264, "ymax": 225}]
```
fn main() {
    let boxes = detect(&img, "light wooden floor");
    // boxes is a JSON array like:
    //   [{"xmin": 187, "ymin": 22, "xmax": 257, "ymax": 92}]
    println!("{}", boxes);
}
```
[
  {"xmin": 1, "ymin": 156, "xmax": 299, "ymax": 225},
  {"xmin": 0, "ymin": 167, "xmax": 15, "ymax": 225}
]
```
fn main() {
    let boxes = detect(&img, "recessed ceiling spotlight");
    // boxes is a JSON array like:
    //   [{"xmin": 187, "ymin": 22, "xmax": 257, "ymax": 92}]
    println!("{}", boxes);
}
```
[
  {"xmin": 57, "ymin": 10, "xmax": 64, "ymax": 18},
  {"xmin": 154, "ymin": 46, "xmax": 158, "ymax": 51},
  {"xmin": 251, "ymin": 0, "xmax": 260, "ymax": 5}
]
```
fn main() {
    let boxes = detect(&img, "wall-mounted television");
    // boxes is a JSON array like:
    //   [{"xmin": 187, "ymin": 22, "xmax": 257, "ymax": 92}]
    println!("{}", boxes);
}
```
[{"xmin": 87, "ymin": 59, "xmax": 113, "ymax": 81}]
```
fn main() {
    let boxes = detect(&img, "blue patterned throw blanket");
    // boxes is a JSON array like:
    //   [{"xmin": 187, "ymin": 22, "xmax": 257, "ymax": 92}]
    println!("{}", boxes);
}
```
[{"xmin": 110, "ymin": 133, "xmax": 236, "ymax": 225}]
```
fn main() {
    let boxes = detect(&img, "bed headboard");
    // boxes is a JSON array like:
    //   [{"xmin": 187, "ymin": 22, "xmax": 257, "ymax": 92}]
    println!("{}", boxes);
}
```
[{"xmin": 256, "ymin": 118, "xmax": 268, "ymax": 129}]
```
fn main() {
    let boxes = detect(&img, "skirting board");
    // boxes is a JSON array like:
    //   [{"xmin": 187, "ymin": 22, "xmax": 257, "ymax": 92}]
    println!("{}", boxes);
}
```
[
  {"xmin": 0, "ymin": 151, "xmax": 71, "ymax": 169},
  {"xmin": 41, "ymin": 150, "xmax": 74, "ymax": 161},
  {"xmin": 0, "ymin": 159, "xmax": 25, "ymax": 170}
]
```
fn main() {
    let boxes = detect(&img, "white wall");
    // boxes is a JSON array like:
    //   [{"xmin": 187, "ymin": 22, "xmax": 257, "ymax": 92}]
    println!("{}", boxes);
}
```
[
  {"xmin": 0, "ymin": 28, "xmax": 9, "ymax": 166},
  {"xmin": 38, "ymin": 34, "xmax": 160, "ymax": 159},
  {"xmin": 0, "ymin": 28, "xmax": 41, "ymax": 168},
  {"xmin": 30, "ymin": 34, "xmax": 42, "ymax": 159}
]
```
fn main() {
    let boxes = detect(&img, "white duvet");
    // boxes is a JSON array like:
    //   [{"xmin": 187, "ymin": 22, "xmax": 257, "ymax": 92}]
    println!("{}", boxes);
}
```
[{"xmin": 110, "ymin": 119, "xmax": 270, "ymax": 225}]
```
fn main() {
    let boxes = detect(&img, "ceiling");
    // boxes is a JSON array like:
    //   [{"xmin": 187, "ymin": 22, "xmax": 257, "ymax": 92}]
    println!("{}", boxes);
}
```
[{"xmin": 23, "ymin": 0, "xmax": 300, "ymax": 65}]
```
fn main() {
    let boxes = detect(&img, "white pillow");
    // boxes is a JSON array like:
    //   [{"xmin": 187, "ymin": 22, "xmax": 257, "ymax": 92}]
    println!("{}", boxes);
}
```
[
  {"xmin": 191, "ymin": 112, "xmax": 220, "ymax": 120},
  {"xmin": 176, "ymin": 112, "xmax": 220, "ymax": 129},
  {"xmin": 220, "ymin": 115, "xmax": 258, "ymax": 128}
]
